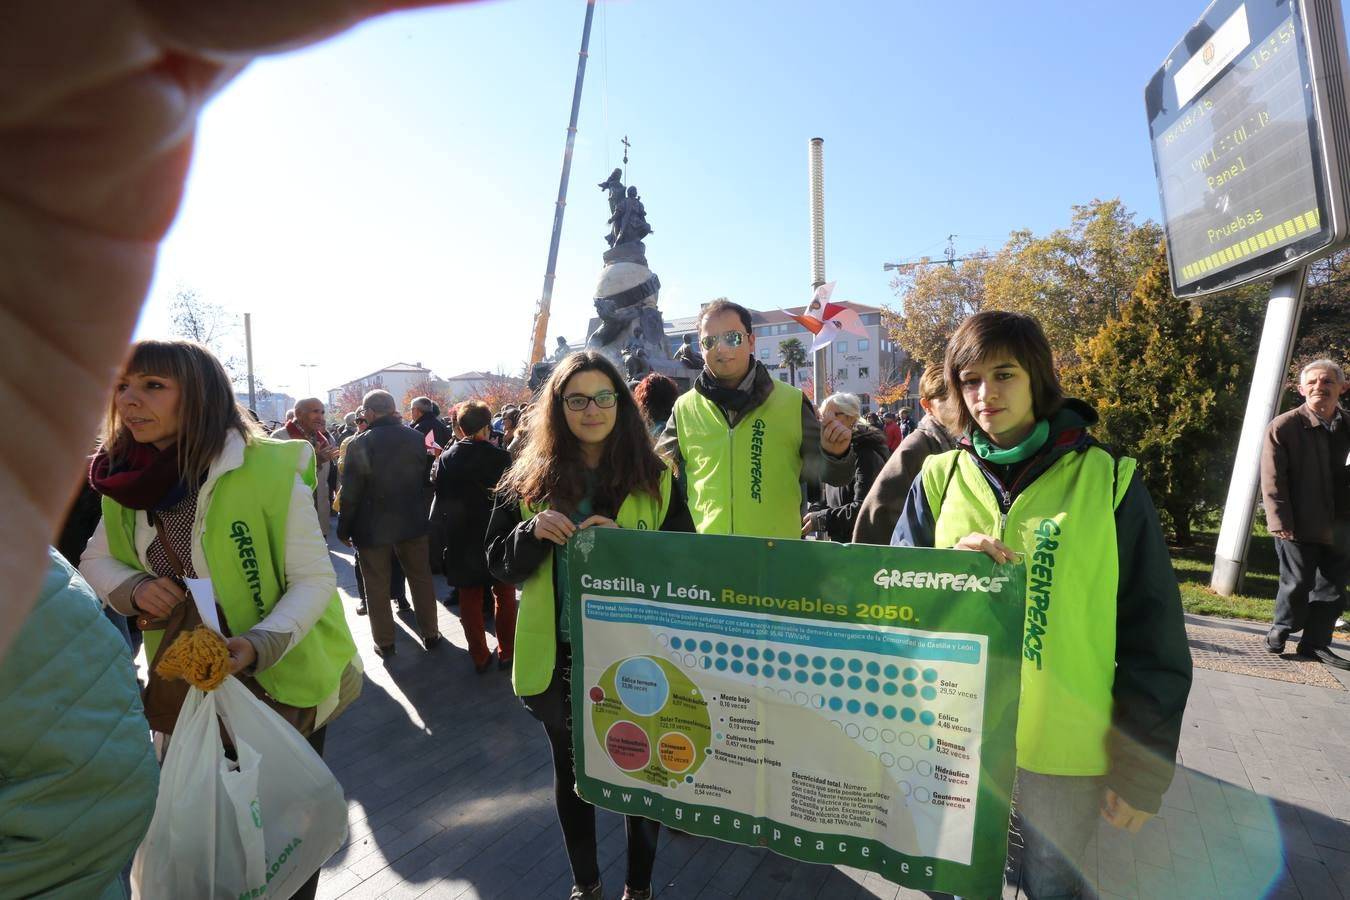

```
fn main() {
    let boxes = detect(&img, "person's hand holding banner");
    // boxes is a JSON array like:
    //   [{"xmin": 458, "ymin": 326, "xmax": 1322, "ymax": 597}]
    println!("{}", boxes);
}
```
[
  {"xmin": 531, "ymin": 510, "xmax": 577, "ymax": 545},
  {"xmin": 954, "ymin": 532, "xmax": 1017, "ymax": 565}
]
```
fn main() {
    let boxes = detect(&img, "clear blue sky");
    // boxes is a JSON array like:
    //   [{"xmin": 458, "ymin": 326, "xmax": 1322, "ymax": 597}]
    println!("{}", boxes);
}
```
[{"xmin": 135, "ymin": 0, "xmax": 1335, "ymax": 401}]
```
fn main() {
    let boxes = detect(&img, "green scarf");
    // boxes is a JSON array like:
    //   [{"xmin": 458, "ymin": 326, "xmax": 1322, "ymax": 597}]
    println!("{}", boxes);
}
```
[{"xmin": 970, "ymin": 419, "xmax": 1049, "ymax": 464}]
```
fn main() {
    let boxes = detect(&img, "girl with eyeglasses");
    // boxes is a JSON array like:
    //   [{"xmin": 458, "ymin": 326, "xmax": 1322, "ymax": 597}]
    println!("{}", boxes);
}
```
[{"xmin": 487, "ymin": 351, "xmax": 694, "ymax": 900}]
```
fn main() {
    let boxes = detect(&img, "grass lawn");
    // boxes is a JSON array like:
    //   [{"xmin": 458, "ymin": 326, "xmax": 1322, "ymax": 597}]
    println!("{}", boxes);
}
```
[{"xmin": 1170, "ymin": 530, "xmax": 1278, "ymax": 623}]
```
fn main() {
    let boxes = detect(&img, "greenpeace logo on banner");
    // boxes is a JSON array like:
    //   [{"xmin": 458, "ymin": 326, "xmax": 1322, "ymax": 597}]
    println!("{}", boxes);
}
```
[{"xmin": 873, "ymin": 569, "xmax": 1012, "ymax": 594}]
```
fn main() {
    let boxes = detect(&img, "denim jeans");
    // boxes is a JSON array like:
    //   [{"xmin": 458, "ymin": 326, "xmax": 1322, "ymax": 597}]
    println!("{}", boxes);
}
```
[{"xmin": 1008, "ymin": 770, "xmax": 1102, "ymax": 899}]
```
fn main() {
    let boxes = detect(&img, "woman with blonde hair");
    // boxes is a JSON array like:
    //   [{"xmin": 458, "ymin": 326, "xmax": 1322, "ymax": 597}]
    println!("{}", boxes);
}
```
[
  {"xmin": 81, "ymin": 340, "xmax": 360, "ymax": 896},
  {"xmin": 486, "ymin": 351, "xmax": 693, "ymax": 900}
]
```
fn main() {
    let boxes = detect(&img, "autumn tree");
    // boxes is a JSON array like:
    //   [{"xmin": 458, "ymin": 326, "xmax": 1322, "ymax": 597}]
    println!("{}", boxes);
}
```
[
  {"xmin": 984, "ymin": 199, "xmax": 1162, "ymax": 367},
  {"xmin": 166, "ymin": 287, "xmax": 275, "ymax": 395},
  {"xmin": 1292, "ymin": 247, "xmax": 1350, "ymax": 372},
  {"xmin": 400, "ymin": 379, "xmax": 450, "ymax": 415},
  {"xmin": 469, "ymin": 371, "xmax": 532, "ymax": 413},
  {"xmin": 883, "ymin": 253, "xmax": 992, "ymax": 368},
  {"xmin": 1064, "ymin": 241, "xmax": 1245, "ymax": 543},
  {"xmin": 778, "ymin": 337, "xmax": 809, "ymax": 387}
]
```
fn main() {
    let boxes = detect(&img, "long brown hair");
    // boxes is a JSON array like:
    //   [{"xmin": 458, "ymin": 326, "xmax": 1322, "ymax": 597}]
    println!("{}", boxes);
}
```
[
  {"xmin": 102, "ymin": 340, "xmax": 262, "ymax": 481},
  {"xmin": 945, "ymin": 311, "xmax": 1063, "ymax": 435},
  {"xmin": 498, "ymin": 352, "xmax": 664, "ymax": 513}
]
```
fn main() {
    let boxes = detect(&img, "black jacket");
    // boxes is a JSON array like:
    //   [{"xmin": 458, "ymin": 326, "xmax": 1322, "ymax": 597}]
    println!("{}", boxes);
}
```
[
  {"xmin": 411, "ymin": 412, "xmax": 454, "ymax": 449},
  {"xmin": 337, "ymin": 416, "xmax": 433, "ymax": 547},
  {"xmin": 811, "ymin": 424, "xmax": 890, "ymax": 542},
  {"xmin": 432, "ymin": 438, "xmax": 512, "ymax": 586}
]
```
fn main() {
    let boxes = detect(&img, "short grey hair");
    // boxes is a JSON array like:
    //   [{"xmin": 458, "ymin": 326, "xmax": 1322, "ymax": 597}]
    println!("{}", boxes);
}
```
[
  {"xmin": 821, "ymin": 392, "xmax": 862, "ymax": 418},
  {"xmin": 1299, "ymin": 359, "xmax": 1346, "ymax": 383},
  {"xmin": 410, "ymin": 395, "xmax": 434, "ymax": 414},
  {"xmin": 363, "ymin": 389, "xmax": 396, "ymax": 417},
  {"xmin": 343, "ymin": 412, "xmax": 357, "ymax": 426}
]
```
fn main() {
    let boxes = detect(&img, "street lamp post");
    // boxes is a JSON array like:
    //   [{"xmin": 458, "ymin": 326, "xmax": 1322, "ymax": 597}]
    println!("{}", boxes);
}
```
[{"xmin": 299, "ymin": 363, "xmax": 318, "ymax": 396}]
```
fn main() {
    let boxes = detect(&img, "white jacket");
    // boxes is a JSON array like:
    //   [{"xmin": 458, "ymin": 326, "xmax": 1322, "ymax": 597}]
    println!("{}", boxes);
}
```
[{"xmin": 80, "ymin": 431, "xmax": 337, "ymax": 665}]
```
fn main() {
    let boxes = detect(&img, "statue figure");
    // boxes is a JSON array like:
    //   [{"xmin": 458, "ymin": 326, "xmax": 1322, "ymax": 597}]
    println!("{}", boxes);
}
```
[
  {"xmin": 616, "ymin": 185, "xmax": 652, "ymax": 245},
  {"xmin": 599, "ymin": 168, "xmax": 624, "ymax": 216},
  {"xmin": 552, "ymin": 335, "xmax": 570, "ymax": 363},
  {"xmin": 673, "ymin": 333, "xmax": 704, "ymax": 371},
  {"xmin": 621, "ymin": 326, "xmax": 652, "ymax": 381},
  {"xmin": 529, "ymin": 361, "xmax": 555, "ymax": 395}
]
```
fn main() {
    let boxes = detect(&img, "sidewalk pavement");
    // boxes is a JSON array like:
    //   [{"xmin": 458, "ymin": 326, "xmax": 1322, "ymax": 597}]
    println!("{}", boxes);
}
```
[{"xmin": 316, "ymin": 539, "xmax": 1350, "ymax": 900}]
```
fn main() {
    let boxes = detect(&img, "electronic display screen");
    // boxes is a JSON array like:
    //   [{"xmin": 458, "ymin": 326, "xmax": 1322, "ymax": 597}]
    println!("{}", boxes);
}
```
[{"xmin": 1147, "ymin": 0, "xmax": 1335, "ymax": 296}]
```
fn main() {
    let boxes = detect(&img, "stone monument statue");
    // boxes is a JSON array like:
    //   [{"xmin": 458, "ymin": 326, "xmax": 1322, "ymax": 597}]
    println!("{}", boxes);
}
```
[
  {"xmin": 552, "ymin": 335, "xmax": 570, "ymax": 363},
  {"xmin": 673, "ymin": 333, "xmax": 704, "ymax": 371}
]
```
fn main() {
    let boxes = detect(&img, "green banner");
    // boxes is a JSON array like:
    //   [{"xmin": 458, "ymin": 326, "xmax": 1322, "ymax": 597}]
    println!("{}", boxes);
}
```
[{"xmin": 560, "ymin": 529, "xmax": 1025, "ymax": 898}]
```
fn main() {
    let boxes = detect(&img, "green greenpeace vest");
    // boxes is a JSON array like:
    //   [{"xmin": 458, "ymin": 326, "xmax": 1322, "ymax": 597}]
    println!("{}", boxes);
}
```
[
  {"xmin": 921, "ymin": 445, "xmax": 1135, "ymax": 777},
  {"xmin": 675, "ymin": 378, "xmax": 803, "ymax": 539},
  {"xmin": 102, "ymin": 440, "xmax": 357, "ymax": 709},
  {"xmin": 512, "ymin": 469, "xmax": 673, "ymax": 698}
]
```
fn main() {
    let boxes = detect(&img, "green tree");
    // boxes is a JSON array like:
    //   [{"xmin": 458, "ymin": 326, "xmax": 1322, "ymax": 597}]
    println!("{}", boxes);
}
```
[
  {"xmin": 883, "ymin": 254, "xmax": 992, "ymax": 368},
  {"xmin": 985, "ymin": 199, "xmax": 1162, "ymax": 367},
  {"xmin": 778, "ymin": 337, "xmax": 809, "ymax": 387},
  {"xmin": 1064, "ymin": 241, "xmax": 1245, "ymax": 544}
]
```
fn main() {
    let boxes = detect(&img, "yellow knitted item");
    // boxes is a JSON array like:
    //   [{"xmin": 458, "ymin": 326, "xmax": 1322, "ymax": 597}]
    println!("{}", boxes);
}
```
[{"xmin": 155, "ymin": 626, "xmax": 231, "ymax": 691}]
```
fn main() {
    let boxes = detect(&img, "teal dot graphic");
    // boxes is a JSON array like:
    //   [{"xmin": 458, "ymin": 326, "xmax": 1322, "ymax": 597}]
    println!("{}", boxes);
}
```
[
  {"xmin": 902, "ymin": 684, "xmax": 917, "ymax": 698},
  {"xmin": 812, "ymin": 656, "xmax": 827, "ymax": 669},
  {"xmin": 901, "ymin": 707, "xmax": 917, "ymax": 722},
  {"xmin": 795, "ymin": 653, "xmax": 809, "ymax": 667},
  {"xmin": 865, "ymin": 678, "xmax": 880, "ymax": 693},
  {"xmin": 866, "ymin": 661, "xmax": 881, "ymax": 676},
  {"xmin": 812, "ymin": 672, "xmax": 826, "ymax": 685},
  {"xmin": 883, "ymin": 683, "xmax": 898, "ymax": 696},
  {"xmin": 748, "ymin": 647, "xmax": 760, "ymax": 661},
  {"xmin": 794, "ymin": 670, "xmax": 808, "ymax": 684},
  {"xmin": 921, "ymin": 686, "xmax": 937, "ymax": 700},
  {"xmin": 686, "ymin": 636, "xmax": 699, "ymax": 650},
  {"xmin": 762, "ymin": 665, "xmax": 775, "ymax": 678},
  {"xmin": 731, "ymin": 660, "xmax": 744, "ymax": 674},
  {"xmin": 864, "ymin": 702, "xmax": 878, "ymax": 717},
  {"xmin": 715, "ymin": 642, "xmax": 728, "ymax": 655},
  {"xmin": 700, "ymin": 640, "xmax": 713, "ymax": 653},
  {"xmin": 670, "ymin": 637, "xmax": 682, "ymax": 650},
  {"xmin": 686, "ymin": 775, "xmax": 694, "ymax": 783},
  {"xmin": 830, "ymin": 657, "xmax": 845, "ymax": 671},
  {"xmin": 904, "ymin": 667, "xmax": 918, "ymax": 681},
  {"xmin": 884, "ymin": 664, "xmax": 899, "ymax": 679},
  {"xmin": 847, "ymin": 676, "xmax": 862, "ymax": 690},
  {"xmin": 731, "ymin": 644, "xmax": 744, "ymax": 658},
  {"xmin": 923, "ymin": 668, "xmax": 939, "ymax": 683},
  {"xmin": 701, "ymin": 656, "xmax": 712, "ymax": 669},
  {"xmin": 715, "ymin": 658, "xmax": 728, "ymax": 671},
  {"xmin": 828, "ymin": 697, "xmax": 843, "ymax": 711},
  {"xmin": 747, "ymin": 663, "xmax": 759, "ymax": 676},
  {"xmin": 920, "ymin": 710, "xmax": 936, "ymax": 726},
  {"xmin": 846, "ymin": 699, "xmax": 861, "ymax": 714},
  {"xmin": 830, "ymin": 673, "xmax": 844, "ymax": 687},
  {"xmin": 779, "ymin": 669, "xmax": 793, "ymax": 683},
  {"xmin": 882, "ymin": 705, "xmax": 897, "ymax": 719},
  {"xmin": 848, "ymin": 658, "xmax": 863, "ymax": 673},
  {"xmin": 762, "ymin": 649, "xmax": 776, "ymax": 662}
]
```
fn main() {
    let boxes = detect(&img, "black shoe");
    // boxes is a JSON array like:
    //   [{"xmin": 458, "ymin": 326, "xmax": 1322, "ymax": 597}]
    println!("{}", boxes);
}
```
[
  {"xmin": 374, "ymin": 643, "xmax": 396, "ymax": 659},
  {"xmin": 1265, "ymin": 629, "xmax": 1285, "ymax": 654},
  {"xmin": 396, "ymin": 599, "xmax": 411, "ymax": 613},
  {"xmin": 423, "ymin": 634, "xmax": 443, "ymax": 651},
  {"xmin": 356, "ymin": 600, "xmax": 368, "ymax": 616},
  {"xmin": 497, "ymin": 655, "xmax": 512, "ymax": 671},
  {"xmin": 474, "ymin": 652, "xmax": 495, "ymax": 674},
  {"xmin": 569, "ymin": 883, "xmax": 603, "ymax": 900},
  {"xmin": 1297, "ymin": 645, "xmax": 1350, "ymax": 669}
]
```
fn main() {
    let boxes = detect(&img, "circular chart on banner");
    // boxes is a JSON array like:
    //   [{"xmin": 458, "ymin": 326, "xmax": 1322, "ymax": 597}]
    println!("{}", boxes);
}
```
[{"xmin": 589, "ymin": 655, "xmax": 712, "ymax": 788}]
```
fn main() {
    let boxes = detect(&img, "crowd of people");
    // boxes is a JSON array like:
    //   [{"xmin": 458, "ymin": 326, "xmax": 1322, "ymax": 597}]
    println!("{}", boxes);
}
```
[{"xmin": 13, "ymin": 292, "xmax": 1234, "ymax": 899}]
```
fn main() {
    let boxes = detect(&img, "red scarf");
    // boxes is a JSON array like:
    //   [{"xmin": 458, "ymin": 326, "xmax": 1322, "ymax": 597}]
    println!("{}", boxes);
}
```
[
  {"xmin": 88, "ymin": 443, "xmax": 187, "ymax": 511},
  {"xmin": 285, "ymin": 419, "xmax": 330, "ymax": 454}
]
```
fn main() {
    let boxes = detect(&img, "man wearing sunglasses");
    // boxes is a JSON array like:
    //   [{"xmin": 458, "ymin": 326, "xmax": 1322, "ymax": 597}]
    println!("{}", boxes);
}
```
[{"xmin": 657, "ymin": 300, "xmax": 855, "ymax": 539}]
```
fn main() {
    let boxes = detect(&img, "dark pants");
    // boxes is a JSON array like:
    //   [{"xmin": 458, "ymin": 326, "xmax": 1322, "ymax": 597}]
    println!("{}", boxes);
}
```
[
  {"xmin": 1006, "ymin": 770, "xmax": 1102, "ymax": 899},
  {"xmin": 521, "ymin": 658, "xmax": 660, "ymax": 891},
  {"xmin": 358, "ymin": 536, "xmax": 439, "ymax": 647},
  {"xmin": 352, "ymin": 549, "xmax": 406, "ymax": 603},
  {"xmin": 1271, "ymin": 532, "xmax": 1349, "ymax": 652}
]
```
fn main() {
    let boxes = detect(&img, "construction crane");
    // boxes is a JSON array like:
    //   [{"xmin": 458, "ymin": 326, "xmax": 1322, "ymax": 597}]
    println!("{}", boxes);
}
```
[{"xmin": 882, "ymin": 235, "xmax": 984, "ymax": 275}]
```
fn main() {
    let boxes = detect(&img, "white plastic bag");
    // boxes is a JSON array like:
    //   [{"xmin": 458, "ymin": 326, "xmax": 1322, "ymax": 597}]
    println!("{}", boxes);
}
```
[{"xmin": 132, "ymin": 677, "xmax": 348, "ymax": 899}]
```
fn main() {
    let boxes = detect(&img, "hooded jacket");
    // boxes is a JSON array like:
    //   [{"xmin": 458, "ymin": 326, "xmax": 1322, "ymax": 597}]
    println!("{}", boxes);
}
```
[
  {"xmin": 892, "ymin": 400, "xmax": 1192, "ymax": 814},
  {"xmin": 812, "ymin": 423, "xmax": 890, "ymax": 542},
  {"xmin": 854, "ymin": 412, "xmax": 956, "ymax": 545}
]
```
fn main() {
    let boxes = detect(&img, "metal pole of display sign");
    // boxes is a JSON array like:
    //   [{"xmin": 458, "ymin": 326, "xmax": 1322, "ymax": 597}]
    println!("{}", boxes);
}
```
[
  {"xmin": 808, "ymin": 138, "xmax": 827, "ymax": 407},
  {"xmin": 1211, "ymin": 268, "xmax": 1307, "ymax": 594},
  {"xmin": 244, "ymin": 312, "xmax": 256, "ymax": 413}
]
